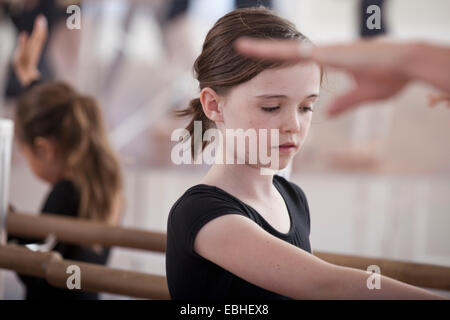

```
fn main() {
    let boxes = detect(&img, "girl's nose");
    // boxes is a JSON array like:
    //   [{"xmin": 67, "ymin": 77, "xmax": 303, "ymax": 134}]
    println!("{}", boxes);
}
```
[{"xmin": 281, "ymin": 108, "xmax": 301, "ymax": 134}]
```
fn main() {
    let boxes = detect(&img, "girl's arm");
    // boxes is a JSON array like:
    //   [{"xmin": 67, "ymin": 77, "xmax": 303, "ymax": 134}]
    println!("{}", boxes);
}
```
[{"xmin": 194, "ymin": 214, "xmax": 444, "ymax": 299}]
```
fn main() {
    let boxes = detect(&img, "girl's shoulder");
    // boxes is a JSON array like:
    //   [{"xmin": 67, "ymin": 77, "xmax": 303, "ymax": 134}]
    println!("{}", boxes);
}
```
[
  {"xmin": 169, "ymin": 183, "xmax": 245, "ymax": 217},
  {"xmin": 167, "ymin": 184, "xmax": 249, "ymax": 256},
  {"xmin": 167, "ymin": 183, "xmax": 249, "ymax": 232},
  {"xmin": 52, "ymin": 179, "xmax": 76, "ymax": 191},
  {"xmin": 42, "ymin": 179, "xmax": 79, "ymax": 217},
  {"xmin": 273, "ymin": 174, "xmax": 308, "ymax": 204},
  {"xmin": 49, "ymin": 180, "xmax": 78, "ymax": 201}
]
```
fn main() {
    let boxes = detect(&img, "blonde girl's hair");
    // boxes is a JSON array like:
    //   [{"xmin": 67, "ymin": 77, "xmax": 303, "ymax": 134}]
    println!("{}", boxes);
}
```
[{"xmin": 16, "ymin": 81, "xmax": 123, "ymax": 224}]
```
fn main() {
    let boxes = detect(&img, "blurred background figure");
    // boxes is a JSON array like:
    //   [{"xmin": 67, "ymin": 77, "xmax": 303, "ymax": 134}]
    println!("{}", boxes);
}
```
[
  {"xmin": 0, "ymin": 0, "xmax": 449, "ymax": 299},
  {"xmin": 5, "ymin": 14, "xmax": 124, "ymax": 300},
  {"xmin": 1, "ymin": 0, "xmax": 67, "ymax": 98}
]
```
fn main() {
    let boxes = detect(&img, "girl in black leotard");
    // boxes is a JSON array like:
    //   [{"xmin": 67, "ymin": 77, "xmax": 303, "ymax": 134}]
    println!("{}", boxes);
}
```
[
  {"xmin": 9, "ymin": 15, "xmax": 124, "ymax": 300},
  {"xmin": 12, "ymin": 81, "xmax": 124, "ymax": 299},
  {"xmin": 166, "ymin": 7, "xmax": 443, "ymax": 300}
]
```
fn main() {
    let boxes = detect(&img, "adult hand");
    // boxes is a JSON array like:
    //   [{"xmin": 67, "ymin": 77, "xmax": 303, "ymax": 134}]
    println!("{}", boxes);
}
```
[
  {"xmin": 13, "ymin": 15, "xmax": 48, "ymax": 87},
  {"xmin": 234, "ymin": 37, "xmax": 444, "ymax": 117}
]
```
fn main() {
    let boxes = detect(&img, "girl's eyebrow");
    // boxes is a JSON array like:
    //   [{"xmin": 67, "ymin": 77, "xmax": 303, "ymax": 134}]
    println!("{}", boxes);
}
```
[
  {"xmin": 255, "ymin": 93, "xmax": 319, "ymax": 99},
  {"xmin": 255, "ymin": 94, "xmax": 288, "ymax": 99}
]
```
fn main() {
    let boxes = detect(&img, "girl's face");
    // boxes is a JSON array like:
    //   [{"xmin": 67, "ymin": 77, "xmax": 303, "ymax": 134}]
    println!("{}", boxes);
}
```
[
  {"xmin": 218, "ymin": 62, "xmax": 321, "ymax": 170},
  {"xmin": 19, "ymin": 138, "xmax": 65, "ymax": 184}
]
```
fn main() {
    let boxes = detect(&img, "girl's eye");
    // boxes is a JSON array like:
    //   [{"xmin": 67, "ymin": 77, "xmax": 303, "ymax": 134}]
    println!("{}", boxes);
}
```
[
  {"xmin": 261, "ymin": 106, "xmax": 280, "ymax": 112},
  {"xmin": 299, "ymin": 106, "xmax": 314, "ymax": 113}
]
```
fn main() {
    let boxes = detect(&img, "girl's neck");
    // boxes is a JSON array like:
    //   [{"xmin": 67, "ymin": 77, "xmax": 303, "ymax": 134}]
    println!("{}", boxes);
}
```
[{"xmin": 201, "ymin": 163, "xmax": 275, "ymax": 200}]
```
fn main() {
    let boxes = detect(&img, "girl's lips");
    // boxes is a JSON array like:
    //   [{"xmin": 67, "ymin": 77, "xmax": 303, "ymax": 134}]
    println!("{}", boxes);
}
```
[
  {"xmin": 277, "ymin": 143, "xmax": 298, "ymax": 153},
  {"xmin": 279, "ymin": 143, "xmax": 296, "ymax": 148}
]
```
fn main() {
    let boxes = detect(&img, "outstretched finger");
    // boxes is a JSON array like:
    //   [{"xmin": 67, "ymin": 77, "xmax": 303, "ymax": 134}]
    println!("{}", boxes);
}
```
[
  {"xmin": 14, "ymin": 31, "xmax": 28, "ymax": 65},
  {"xmin": 234, "ymin": 37, "xmax": 314, "ymax": 62},
  {"xmin": 326, "ymin": 87, "xmax": 376, "ymax": 118},
  {"xmin": 28, "ymin": 15, "xmax": 48, "ymax": 67}
]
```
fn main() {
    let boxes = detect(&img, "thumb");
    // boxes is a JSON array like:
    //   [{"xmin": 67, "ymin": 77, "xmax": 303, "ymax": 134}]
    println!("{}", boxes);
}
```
[
  {"xmin": 13, "ymin": 32, "xmax": 28, "ymax": 64},
  {"xmin": 18, "ymin": 31, "xmax": 28, "ymax": 46},
  {"xmin": 29, "ymin": 15, "xmax": 48, "ymax": 65}
]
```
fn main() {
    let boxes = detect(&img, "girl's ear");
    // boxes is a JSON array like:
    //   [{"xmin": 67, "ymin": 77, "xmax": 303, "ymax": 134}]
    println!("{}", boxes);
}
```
[
  {"xmin": 33, "ymin": 137, "xmax": 57, "ymax": 162},
  {"xmin": 200, "ymin": 87, "xmax": 224, "ymax": 123}
]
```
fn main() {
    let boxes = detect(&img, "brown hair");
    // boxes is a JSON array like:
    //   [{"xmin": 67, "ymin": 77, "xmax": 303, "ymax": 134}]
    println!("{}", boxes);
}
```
[
  {"xmin": 16, "ymin": 82, "xmax": 123, "ymax": 224},
  {"xmin": 177, "ymin": 7, "xmax": 318, "ymax": 158}
]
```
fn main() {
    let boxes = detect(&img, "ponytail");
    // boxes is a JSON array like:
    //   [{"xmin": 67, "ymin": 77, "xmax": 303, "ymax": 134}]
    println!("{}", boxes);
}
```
[
  {"xmin": 176, "ymin": 97, "xmax": 214, "ymax": 160},
  {"xmin": 63, "ymin": 94, "xmax": 123, "ymax": 223}
]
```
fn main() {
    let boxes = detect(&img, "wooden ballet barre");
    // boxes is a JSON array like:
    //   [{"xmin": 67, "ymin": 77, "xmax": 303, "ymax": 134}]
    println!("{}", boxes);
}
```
[
  {"xmin": 7, "ymin": 211, "xmax": 166, "ymax": 253},
  {"xmin": 0, "ymin": 243, "xmax": 60, "ymax": 279},
  {"xmin": 0, "ymin": 244, "xmax": 170, "ymax": 299},
  {"xmin": 7, "ymin": 211, "xmax": 450, "ymax": 291},
  {"xmin": 314, "ymin": 251, "xmax": 450, "ymax": 291}
]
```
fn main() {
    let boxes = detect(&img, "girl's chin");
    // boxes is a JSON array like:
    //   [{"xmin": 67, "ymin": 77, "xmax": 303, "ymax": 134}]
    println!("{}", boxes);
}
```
[
  {"xmin": 277, "ymin": 158, "xmax": 292, "ymax": 170},
  {"xmin": 248, "ymin": 158, "xmax": 292, "ymax": 171}
]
